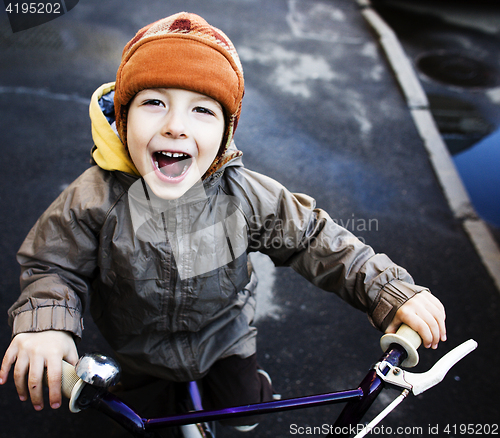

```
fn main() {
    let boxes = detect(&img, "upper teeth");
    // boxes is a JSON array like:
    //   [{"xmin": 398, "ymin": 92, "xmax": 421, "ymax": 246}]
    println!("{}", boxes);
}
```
[{"xmin": 160, "ymin": 151, "xmax": 187, "ymax": 158}]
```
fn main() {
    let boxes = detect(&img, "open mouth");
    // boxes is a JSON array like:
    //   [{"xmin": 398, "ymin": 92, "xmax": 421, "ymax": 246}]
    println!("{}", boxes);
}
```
[{"xmin": 153, "ymin": 151, "xmax": 193, "ymax": 179}]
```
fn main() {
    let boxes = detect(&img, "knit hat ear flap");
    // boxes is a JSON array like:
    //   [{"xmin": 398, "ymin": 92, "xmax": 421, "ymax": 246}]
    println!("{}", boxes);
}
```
[
  {"xmin": 114, "ymin": 12, "xmax": 245, "ymax": 179},
  {"xmin": 204, "ymin": 99, "xmax": 243, "ymax": 178}
]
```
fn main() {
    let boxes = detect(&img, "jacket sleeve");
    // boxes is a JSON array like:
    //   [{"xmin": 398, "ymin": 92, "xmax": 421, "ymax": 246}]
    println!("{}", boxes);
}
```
[
  {"xmin": 8, "ymin": 168, "xmax": 112, "ymax": 339},
  {"xmin": 230, "ymin": 167, "xmax": 427, "ymax": 332}
]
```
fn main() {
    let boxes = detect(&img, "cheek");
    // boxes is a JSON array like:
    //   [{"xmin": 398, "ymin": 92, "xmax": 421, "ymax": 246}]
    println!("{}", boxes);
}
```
[
  {"xmin": 126, "ymin": 114, "xmax": 148, "ymax": 157},
  {"xmin": 126, "ymin": 131, "xmax": 150, "ymax": 175},
  {"xmin": 210, "ymin": 121, "xmax": 226, "ymax": 153},
  {"xmin": 200, "ymin": 127, "xmax": 224, "ymax": 163},
  {"xmin": 126, "ymin": 133, "xmax": 141, "ymax": 159}
]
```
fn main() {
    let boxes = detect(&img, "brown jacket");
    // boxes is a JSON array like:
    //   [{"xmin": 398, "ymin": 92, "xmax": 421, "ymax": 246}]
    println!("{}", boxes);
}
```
[{"xmin": 8, "ymin": 84, "xmax": 424, "ymax": 382}]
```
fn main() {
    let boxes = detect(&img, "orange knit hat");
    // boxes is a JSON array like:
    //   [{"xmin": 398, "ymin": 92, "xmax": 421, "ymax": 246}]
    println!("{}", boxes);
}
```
[{"xmin": 114, "ymin": 12, "xmax": 244, "ymax": 178}]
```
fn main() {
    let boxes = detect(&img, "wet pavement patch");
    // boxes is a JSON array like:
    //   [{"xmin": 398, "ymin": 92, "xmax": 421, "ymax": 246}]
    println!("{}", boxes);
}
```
[
  {"xmin": 427, "ymin": 94, "xmax": 493, "ymax": 155},
  {"xmin": 453, "ymin": 127, "xmax": 500, "ymax": 228},
  {"xmin": 371, "ymin": 1, "xmax": 500, "ymax": 231},
  {"xmin": 426, "ymin": 93, "xmax": 499, "ymax": 228},
  {"xmin": 416, "ymin": 52, "xmax": 499, "ymax": 88}
]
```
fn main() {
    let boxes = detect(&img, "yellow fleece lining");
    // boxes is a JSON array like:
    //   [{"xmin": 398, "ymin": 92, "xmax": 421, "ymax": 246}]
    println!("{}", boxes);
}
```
[{"xmin": 90, "ymin": 82, "xmax": 140, "ymax": 176}]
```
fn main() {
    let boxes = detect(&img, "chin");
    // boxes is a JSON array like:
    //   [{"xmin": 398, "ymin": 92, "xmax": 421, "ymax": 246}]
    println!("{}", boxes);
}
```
[
  {"xmin": 143, "ymin": 172, "xmax": 200, "ymax": 201},
  {"xmin": 147, "ymin": 180, "xmax": 190, "ymax": 200}
]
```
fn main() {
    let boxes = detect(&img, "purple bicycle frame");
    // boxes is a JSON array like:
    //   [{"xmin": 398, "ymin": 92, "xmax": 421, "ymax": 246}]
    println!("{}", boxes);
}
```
[{"xmin": 88, "ymin": 343, "xmax": 408, "ymax": 437}]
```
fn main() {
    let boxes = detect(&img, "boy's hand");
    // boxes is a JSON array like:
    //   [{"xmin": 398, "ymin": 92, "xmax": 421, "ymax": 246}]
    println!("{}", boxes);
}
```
[
  {"xmin": 385, "ymin": 290, "xmax": 446, "ymax": 349},
  {"xmin": 0, "ymin": 331, "xmax": 78, "ymax": 411}
]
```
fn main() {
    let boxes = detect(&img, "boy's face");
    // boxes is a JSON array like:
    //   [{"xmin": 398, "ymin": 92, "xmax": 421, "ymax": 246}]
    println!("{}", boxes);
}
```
[{"xmin": 127, "ymin": 88, "xmax": 225, "ymax": 199}]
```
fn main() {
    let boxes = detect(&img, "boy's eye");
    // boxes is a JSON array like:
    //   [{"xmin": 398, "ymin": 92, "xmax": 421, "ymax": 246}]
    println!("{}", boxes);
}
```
[
  {"xmin": 193, "ymin": 106, "xmax": 216, "ymax": 116},
  {"xmin": 143, "ymin": 99, "xmax": 164, "ymax": 107}
]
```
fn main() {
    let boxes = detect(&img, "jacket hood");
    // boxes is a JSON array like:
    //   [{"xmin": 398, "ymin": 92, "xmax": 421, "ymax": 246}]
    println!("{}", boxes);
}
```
[{"xmin": 89, "ymin": 82, "xmax": 243, "ymax": 179}]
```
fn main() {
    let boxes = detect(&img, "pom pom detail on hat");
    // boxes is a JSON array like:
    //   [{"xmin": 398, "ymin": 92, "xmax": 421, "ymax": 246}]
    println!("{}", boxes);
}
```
[{"xmin": 114, "ymin": 12, "xmax": 245, "ymax": 179}]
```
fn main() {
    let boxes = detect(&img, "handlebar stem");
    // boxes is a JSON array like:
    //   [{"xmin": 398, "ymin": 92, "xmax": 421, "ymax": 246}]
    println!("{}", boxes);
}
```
[{"xmin": 330, "ymin": 343, "xmax": 409, "ymax": 437}]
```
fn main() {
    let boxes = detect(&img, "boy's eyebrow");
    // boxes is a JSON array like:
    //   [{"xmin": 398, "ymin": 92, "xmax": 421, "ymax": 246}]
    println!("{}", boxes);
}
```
[
  {"xmin": 135, "ymin": 89, "xmax": 163, "ymax": 98},
  {"xmin": 194, "ymin": 96, "xmax": 223, "ymax": 111}
]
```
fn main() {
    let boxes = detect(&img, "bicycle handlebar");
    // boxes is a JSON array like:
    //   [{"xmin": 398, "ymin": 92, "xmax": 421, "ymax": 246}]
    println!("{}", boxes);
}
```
[
  {"xmin": 54, "ymin": 324, "xmax": 476, "ymax": 438},
  {"xmin": 56, "ymin": 325, "xmax": 423, "ymax": 408}
]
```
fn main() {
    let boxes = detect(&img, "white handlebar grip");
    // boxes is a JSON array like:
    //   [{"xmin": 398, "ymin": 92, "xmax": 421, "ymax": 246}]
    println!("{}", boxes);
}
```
[
  {"xmin": 61, "ymin": 360, "xmax": 80, "ymax": 399},
  {"xmin": 380, "ymin": 324, "xmax": 422, "ymax": 368},
  {"xmin": 61, "ymin": 360, "xmax": 87, "ymax": 413}
]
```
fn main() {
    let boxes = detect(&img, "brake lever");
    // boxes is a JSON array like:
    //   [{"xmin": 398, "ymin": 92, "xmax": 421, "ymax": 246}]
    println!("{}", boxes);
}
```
[{"xmin": 376, "ymin": 339, "xmax": 477, "ymax": 395}]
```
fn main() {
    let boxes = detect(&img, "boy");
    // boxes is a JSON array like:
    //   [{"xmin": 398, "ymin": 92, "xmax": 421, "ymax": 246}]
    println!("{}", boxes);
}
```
[{"xmin": 0, "ymin": 12, "xmax": 445, "ymax": 429}]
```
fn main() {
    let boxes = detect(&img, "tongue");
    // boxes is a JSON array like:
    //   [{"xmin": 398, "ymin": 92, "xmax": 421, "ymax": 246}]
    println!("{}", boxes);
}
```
[{"xmin": 156, "ymin": 154, "xmax": 191, "ymax": 178}]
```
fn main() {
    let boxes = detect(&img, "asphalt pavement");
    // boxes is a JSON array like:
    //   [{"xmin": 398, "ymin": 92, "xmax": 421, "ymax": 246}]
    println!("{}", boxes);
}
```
[{"xmin": 0, "ymin": 1, "xmax": 499, "ymax": 437}]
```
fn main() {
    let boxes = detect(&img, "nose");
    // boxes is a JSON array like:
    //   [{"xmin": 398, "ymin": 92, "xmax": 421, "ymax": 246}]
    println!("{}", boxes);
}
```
[{"xmin": 162, "ymin": 110, "xmax": 187, "ymax": 139}]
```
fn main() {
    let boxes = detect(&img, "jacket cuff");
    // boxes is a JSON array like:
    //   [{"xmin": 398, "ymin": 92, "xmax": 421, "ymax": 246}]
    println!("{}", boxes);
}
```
[
  {"xmin": 368, "ymin": 279, "xmax": 428, "ymax": 332},
  {"xmin": 11, "ymin": 305, "xmax": 84, "ymax": 339}
]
